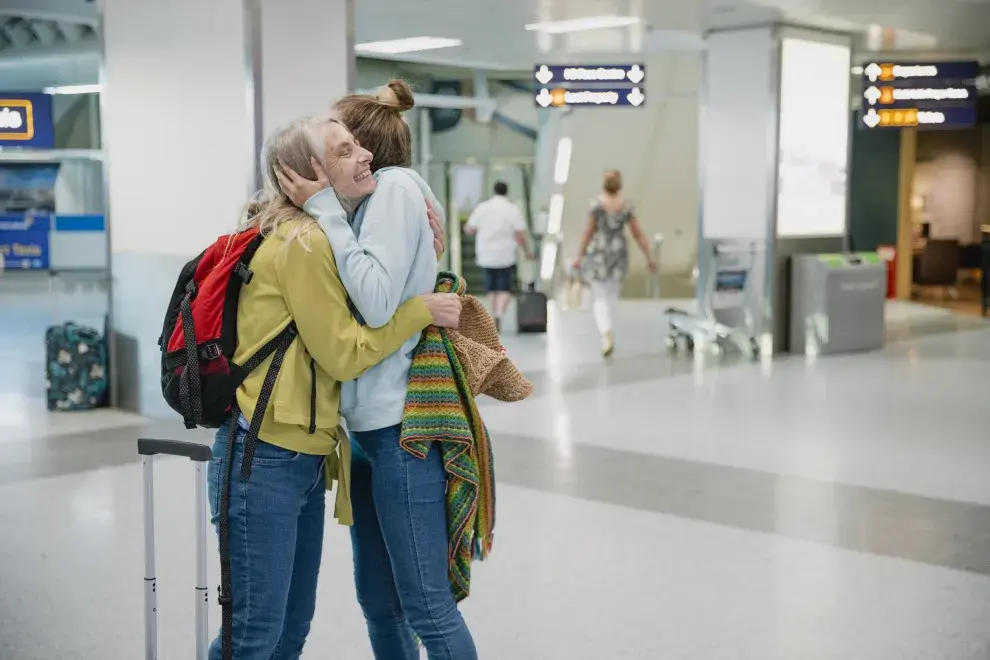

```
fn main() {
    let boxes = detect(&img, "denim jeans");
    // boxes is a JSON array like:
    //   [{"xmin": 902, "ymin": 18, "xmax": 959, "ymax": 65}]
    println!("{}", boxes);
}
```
[
  {"xmin": 350, "ymin": 424, "xmax": 478, "ymax": 660},
  {"xmin": 207, "ymin": 424, "xmax": 327, "ymax": 660}
]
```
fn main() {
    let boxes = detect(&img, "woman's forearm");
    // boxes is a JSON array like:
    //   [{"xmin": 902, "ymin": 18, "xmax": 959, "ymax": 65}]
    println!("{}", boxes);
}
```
[
  {"xmin": 636, "ymin": 232, "xmax": 653, "ymax": 259},
  {"xmin": 305, "ymin": 182, "xmax": 420, "ymax": 329},
  {"xmin": 575, "ymin": 228, "xmax": 593, "ymax": 260}
]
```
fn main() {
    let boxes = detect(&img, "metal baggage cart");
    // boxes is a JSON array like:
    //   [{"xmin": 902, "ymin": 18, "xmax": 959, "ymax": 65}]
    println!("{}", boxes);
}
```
[{"xmin": 665, "ymin": 240, "xmax": 762, "ymax": 359}]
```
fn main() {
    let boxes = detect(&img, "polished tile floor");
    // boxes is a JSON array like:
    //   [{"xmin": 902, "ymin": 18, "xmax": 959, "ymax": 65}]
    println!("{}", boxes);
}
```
[{"xmin": 1, "ymin": 282, "xmax": 989, "ymax": 659}]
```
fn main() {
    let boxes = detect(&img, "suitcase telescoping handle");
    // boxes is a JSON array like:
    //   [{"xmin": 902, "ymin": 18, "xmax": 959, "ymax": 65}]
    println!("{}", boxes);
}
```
[{"xmin": 138, "ymin": 439, "xmax": 213, "ymax": 660}]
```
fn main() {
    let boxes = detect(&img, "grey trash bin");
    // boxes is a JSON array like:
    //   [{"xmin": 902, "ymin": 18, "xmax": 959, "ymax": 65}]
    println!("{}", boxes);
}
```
[{"xmin": 790, "ymin": 252, "xmax": 886, "ymax": 355}]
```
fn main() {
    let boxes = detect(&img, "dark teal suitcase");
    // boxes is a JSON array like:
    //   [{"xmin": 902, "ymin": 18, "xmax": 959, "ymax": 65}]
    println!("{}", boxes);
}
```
[{"xmin": 45, "ymin": 321, "xmax": 109, "ymax": 410}]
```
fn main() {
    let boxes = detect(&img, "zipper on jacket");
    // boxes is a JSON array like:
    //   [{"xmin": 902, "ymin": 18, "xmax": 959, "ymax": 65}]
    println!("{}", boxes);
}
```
[{"xmin": 308, "ymin": 357, "xmax": 317, "ymax": 434}]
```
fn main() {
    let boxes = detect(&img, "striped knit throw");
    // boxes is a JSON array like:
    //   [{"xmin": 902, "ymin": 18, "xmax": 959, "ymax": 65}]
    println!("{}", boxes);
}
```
[{"xmin": 400, "ymin": 271, "xmax": 495, "ymax": 603}]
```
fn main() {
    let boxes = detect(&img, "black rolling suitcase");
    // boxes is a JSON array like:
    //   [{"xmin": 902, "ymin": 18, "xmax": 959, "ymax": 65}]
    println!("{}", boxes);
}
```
[
  {"xmin": 516, "ymin": 282, "xmax": 548, "ymax": 333},
  {"xmin": 138, "ymin": 438, "xmax": 213, "ymax": 660}
]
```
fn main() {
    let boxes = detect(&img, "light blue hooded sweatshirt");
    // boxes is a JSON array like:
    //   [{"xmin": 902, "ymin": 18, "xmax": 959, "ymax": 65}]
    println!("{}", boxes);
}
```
[{"xmin": 303, "ymin": 167, "xmax": 440, "ymax": 432}]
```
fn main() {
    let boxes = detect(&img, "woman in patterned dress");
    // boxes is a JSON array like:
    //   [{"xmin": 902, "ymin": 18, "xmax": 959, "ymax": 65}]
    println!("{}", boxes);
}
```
[{"xmin": 571, "ymin": 169, "xmax": 656, "ymax": 357}]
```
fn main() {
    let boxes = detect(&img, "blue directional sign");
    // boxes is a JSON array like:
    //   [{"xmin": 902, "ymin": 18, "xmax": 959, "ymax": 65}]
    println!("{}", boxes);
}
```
[
  {"xmin": 533, "ymin": 86, "xmax": 646, "ymax": 108},
  {"xmin": 859, "ymin": 60, "xmax": 979, "ymax": 130},
  {"xmin": 862, "ymin": 61, "xmax": 979, "ymax": 84},
  {"xmin": 533, "ymin": 64, "xmax": 646, "ymax": 87}
]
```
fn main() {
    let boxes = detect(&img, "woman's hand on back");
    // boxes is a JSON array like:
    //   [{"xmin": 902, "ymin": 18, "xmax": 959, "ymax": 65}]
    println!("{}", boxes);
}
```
[
  {"xmin": 421, "ymin": 293, "xmax": 461, "ymax": 328},
  {"xmin": 275, "ymin": 157, "xmax": 331, "ymax": 208},
  {"xmin": 427, "ymin": 200, "xmax": 445, "ymax": 258}
]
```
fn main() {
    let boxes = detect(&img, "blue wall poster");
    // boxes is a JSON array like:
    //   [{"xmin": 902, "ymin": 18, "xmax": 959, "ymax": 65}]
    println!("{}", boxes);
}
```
[
  {"xmin": 0, "ymin": 164, "xmax": 60, "ymax": 214},
  {"xmin": 0, "ymin": 213, "xmax": 51, "ymax": 270},
  {"xmin": 0, "ymin": 93, "xmax": 55, "ymax": 149}
]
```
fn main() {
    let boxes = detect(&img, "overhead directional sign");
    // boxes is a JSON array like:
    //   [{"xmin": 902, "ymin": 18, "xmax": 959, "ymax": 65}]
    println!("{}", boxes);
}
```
[
  {"xmin": 534, "ymin": 86, "xmax": 645, "ymax": 108},
  {"xmin": 533, "ymin": 64, "xmax": 646, "ymax": 85},
  {"xmin": 858, "ymin": 60, "xmax": 979, "ymax": 130},
  {"xmin": 532, "ymin": 63, "xmax": 646, "ymax": 108}
]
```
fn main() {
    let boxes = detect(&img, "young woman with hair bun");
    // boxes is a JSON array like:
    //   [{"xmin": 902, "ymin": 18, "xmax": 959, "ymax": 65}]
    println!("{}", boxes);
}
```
[{"xmin": 278, "ymin": 79, "xmax": 479, "ymax": 659}]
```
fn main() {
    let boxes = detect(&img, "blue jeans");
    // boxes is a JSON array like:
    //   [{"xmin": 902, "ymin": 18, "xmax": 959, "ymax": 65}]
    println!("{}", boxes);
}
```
[
  {"xmin": 207, "ymin": 424, "xmax": 327, "ymax": 660},
  {"xmin": 350, "ymin": 424, "xmax": 478, "ymax": 660}
]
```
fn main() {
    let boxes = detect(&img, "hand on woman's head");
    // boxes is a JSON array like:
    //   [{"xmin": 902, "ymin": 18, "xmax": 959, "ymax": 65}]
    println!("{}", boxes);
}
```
[{"xmin": 274, "ymin": 157, "xmax": 330, "ymax": 208}]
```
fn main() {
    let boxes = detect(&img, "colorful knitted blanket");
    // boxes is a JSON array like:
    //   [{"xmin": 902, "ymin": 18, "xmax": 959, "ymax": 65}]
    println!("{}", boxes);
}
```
[{"xmin": 400, "ymin": 271, "xmax": 495, "ymax": 602}]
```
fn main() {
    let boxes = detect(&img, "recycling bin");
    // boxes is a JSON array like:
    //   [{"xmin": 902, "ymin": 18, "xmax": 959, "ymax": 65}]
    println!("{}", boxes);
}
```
[{"xmin": 790, "ymin": 252, "xmax": 886, "ymax": 355}]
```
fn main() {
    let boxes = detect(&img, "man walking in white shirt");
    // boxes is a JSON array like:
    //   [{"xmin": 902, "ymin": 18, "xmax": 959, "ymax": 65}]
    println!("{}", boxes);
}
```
[{"xmin": 464, "ymin": 181, "xmax": 532, "ymax": 331}]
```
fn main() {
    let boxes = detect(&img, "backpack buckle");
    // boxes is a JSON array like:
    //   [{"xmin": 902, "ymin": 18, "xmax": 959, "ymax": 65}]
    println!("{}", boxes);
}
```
[
  {"xmin": 201, "ymin": 343, "xmax": 222, "ymax": 360},
  {"xmin": 234, "ymin": 262, "xmax": 254, "ymax": 284}
]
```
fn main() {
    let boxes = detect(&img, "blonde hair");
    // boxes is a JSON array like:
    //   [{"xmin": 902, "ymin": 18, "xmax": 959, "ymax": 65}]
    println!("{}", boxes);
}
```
[
  {"xmin": 241, "ymin": 117, "xmax": 329, "ymax": 250},
  {"xmin": 332, "ymin": 79, "xmax": 415, "ymax": 173},
  {"xmin": 603, "ymin": 169, "xmax": 622, "ymax": 194}
]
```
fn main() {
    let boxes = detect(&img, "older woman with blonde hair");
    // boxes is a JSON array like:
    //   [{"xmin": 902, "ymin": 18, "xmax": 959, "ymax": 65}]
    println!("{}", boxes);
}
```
[{"xmin": 205, "ymin": 116, "xmax": 461, "ymax": 660}]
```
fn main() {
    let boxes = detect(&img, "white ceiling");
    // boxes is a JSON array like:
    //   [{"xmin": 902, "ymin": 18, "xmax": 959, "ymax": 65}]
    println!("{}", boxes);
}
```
[
  {"xmin": 352, "ymin": 0, "xmax": 990, "ymax": 69},
  {"xmin": 0, "ymin": 0, "xmax": 987, "ymax": 90}
]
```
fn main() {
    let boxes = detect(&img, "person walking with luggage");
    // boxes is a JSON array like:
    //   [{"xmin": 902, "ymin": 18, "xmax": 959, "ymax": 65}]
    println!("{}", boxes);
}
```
[
  {"xmin": 277, "ymin": 80, "xmax": 481, "ymax": 659},
  {"xmin": 192, "ymin": 118, "xmax": 461, "ymax": 660},
  {"xmin": 571, "ymin": 169, "xmax": 656, "ymax": 357},
  {"xmin": 464, "ymin": 180, "xmax": 533, "ymax": 332}
]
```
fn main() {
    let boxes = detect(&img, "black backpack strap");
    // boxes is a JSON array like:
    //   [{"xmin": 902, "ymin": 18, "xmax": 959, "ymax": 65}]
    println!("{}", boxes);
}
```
[
  {"xmin": 237, "ymin": 323, "xmax": 297, "ymax": 481},
  {"xmin": 216, "ymin": 405, "xmax": 238, "ymax": 659},
  {"xmin": 216, "ymin": 321, "xmax": 297, "ymax": 660},
  {"xmin": 178, "ymin": 280, "xmax": 201, "ymax": 430}
]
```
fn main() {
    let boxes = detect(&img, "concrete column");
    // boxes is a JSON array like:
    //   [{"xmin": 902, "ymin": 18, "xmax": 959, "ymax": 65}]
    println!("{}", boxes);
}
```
[
  {"xmin": 102, "ymin": 0, "xmax": 354, "ymax": 415},
  {"xmin": 896, "ymin": 128, "xmax": 918, "ymax": 299}
]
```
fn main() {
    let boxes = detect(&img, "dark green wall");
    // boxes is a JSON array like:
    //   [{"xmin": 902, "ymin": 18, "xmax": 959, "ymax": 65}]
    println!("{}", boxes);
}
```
[{"xmin": 848, "ymin": 117, "xmax": 901, "ymax": 251}]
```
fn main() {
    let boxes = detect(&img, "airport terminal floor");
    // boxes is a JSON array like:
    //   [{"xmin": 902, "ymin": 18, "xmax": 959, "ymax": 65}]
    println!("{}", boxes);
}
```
[{"xmin": 2, "ymin": 290, "xmax": 990, "ymax": 659}]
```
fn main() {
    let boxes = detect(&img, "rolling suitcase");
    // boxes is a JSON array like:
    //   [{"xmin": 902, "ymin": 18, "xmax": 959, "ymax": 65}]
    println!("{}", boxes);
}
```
[
  {"xmin": 516, "ymin": 282, "xmax": 548, "ymax": 333},
  {"xmin": 138, "ymin": 438, "xmax": 214, "ymax": 660},
  {"xmin": 45, "ymin": 321, "xmax": 109, "ymax": 411}
]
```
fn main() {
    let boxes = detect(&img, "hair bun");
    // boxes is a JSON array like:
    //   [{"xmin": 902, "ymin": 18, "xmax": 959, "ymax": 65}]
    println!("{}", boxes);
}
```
[{"xmin": 376, "ymin": 79, "xmax": 415, "ymax": 113}]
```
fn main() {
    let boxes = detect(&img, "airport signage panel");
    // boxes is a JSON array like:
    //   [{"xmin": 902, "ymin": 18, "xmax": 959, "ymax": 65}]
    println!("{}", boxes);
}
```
[
  {"xmin": 858, "ymin": 60, "xmax": 979, "ymax": 130},
  {"xmin": 0, "ymin": 213, "xmax": 51, "ymax": 270},
  {"xmin": 532, "ymin": 63, "xmax": 646, "ymax": 108},
  {"xmin": 861, "ymin": 106, "xmax": 977, "ymax": 130},
  {"xmin": 534, "ymin": 86, "xmax": 645, "ymax": 108},
  {"xmin": 0, "ymin": 93, "xmax": 55, "ymax": 148},
  {"xmin": 533, "ymin": 64, "xmax": 646, "ymax": 85}
]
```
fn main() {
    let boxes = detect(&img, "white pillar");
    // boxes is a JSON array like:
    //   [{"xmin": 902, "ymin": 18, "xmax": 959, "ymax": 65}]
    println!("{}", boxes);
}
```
[
  {"xmin": 698, "ymin": 25, "xmax": 852, "ymax": 352},
  {"xmin": 102, "ymin": 0, "xmax": 354, "ymax": 415}
]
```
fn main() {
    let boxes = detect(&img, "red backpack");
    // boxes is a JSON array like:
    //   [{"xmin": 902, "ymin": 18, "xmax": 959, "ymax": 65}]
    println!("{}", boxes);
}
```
[
  {"xmin": 158, "ymin": 228, "xmax": 305, "ymax": 431},
  {"xmin": 157, "ymin": 227, "xmax": 311, "ymax": 660}
]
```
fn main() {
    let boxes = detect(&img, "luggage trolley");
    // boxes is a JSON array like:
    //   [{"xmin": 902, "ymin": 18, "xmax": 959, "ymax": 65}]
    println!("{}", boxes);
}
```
[{"xmin": 665, "ymin": 240, "xmax": 762, "ymax": 358}]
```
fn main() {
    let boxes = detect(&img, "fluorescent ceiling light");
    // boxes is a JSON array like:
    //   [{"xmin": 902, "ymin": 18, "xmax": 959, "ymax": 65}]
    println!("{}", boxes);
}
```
[
  {"xmin": 43, "ymin": 84, "xmax": 103, "ymax": 95},
  {"xmin": 525, "ymin": 15, "xmax": 640, "ymax": 34},
  {"xmin": 546, "ymin": 193, "xmax": 564, "ymax": 234},
  {"xmin": 553, "ymin": 137, "xmax": 572, "ymax": 185},
  {"xmin": 540, "ymin": 241, "xmax": 558, "ymax": 281},
  {"xmin": 355, "ymin": 37, "xmax": 462, "ymax": 54}
]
